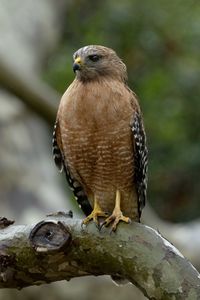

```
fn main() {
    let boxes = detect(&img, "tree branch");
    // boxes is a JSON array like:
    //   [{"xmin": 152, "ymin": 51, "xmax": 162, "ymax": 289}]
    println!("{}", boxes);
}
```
[
  {"xmin": 0, "ymin": 59, "xmax": 59, "ymax": 124},
  {"xmin": 0, "ymin": 215, "xmax": 200, "ymax": 299},
  {"xmin": 143, "ymin": 204, "xmax": 200, "ymax": 270}
]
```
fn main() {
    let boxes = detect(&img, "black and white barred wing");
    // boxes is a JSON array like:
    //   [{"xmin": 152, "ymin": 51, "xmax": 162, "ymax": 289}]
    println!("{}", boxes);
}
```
[
  {"xmin": 131, "ymin": 111, "xmax": 148, "ymax": 217},
  {"xmin": 52, "ymin": 121, "xmax": 64, "ymax": 172},
  {"xmin": 52, "ymin": 120, "xmax": 92, "ymax": 216}
]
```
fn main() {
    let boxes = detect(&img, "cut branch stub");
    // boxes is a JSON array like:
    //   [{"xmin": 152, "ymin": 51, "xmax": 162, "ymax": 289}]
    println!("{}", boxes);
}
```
[
  {"xmin": 0, "ymin": 217, "xmax": 15, "ymax": 229},
  {"xmin": 30, "ymin": 220, "xmax": 72, "ymax": 253}
]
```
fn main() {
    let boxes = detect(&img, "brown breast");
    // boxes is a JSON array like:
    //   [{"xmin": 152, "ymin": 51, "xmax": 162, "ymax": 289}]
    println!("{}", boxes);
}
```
[{"xmin": 58, "ymin": 78, "xmax": 139, "ymax": 218}]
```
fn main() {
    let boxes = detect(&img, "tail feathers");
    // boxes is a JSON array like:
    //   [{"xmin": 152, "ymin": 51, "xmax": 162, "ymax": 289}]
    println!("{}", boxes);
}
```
[{"xmin": 63, "ymin": 165, "xmax": 92, "ymax": 216}]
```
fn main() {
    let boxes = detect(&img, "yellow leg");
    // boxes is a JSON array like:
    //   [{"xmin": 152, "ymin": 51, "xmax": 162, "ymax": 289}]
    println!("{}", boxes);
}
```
[
  {"xmin": 102, "ymin": 190, "xmax": 131, "ymax": 232},
  {"xmin": 82, "ymin": 196, "xmax": 108, "ymax": 228}
]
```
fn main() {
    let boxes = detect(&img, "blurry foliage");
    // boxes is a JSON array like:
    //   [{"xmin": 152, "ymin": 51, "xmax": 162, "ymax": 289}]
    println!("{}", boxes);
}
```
[{"xmin": 44, "ymin": 0, "xmax": 200, "ymax": 222}]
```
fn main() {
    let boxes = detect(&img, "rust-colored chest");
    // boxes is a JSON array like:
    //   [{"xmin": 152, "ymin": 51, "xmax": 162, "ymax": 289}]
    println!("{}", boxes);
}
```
[{"xmin": 57, "ymin": 79, "xmax": 139, "ymax": 217}]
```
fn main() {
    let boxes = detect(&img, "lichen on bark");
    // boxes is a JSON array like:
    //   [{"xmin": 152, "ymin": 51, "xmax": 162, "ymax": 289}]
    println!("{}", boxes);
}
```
[{"xmin": 0, "ymin": 216, "xmax": 200, "ymax": 299}]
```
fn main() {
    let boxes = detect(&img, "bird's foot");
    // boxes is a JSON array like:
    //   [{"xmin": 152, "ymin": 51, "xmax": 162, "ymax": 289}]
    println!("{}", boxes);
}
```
[
  {"xmin": 101, "ymin": 190, "xmax": 131, "ymax": 232},
  {"xmin": 101, "ymin": 210, "xmax": 131, "ymax": 232},
  {"xmin": 82, "ymin": 208, "xmax": 108, "ymax": 229}
]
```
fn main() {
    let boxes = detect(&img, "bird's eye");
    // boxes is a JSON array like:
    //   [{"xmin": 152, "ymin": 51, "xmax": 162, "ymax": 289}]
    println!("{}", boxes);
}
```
[{"xmin": 88, "ymin": 55, "xmax": 101, "ymax": 62}]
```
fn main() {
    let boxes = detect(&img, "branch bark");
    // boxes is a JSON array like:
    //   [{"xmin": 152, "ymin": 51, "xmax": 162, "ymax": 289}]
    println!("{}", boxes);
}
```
[
  {"xmin": 0, "ymin": 215, "xmax": 200, "ymax": 299},
  {"xmin": 143, "ymin": 205, "xmax": 200, "ymax": 270}
]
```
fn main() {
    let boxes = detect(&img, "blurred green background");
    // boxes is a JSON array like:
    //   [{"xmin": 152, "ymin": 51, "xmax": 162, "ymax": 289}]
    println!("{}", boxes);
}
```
[
  {"xmin": 44, "ymin": 0, "xmax": 200, "ymax": 223},
  {"xmin": 0, "ymin": 1, "xmax": 200, "ymax": 299}
]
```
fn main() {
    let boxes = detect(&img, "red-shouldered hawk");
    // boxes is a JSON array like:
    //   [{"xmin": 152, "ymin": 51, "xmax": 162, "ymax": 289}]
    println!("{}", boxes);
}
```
[{"xmin": 53, "ymin": 45, "xmax": 148, "ymax": 231}]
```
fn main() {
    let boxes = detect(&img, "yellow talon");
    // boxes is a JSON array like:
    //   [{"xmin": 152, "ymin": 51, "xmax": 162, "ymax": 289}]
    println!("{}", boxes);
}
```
[
  {"xmin": 102, "ymin": 190, "xmax": 131, "ymax": 232},
  {"xmin": 82, "ymin": 197, "xmax": 108, "ymax": 228}
]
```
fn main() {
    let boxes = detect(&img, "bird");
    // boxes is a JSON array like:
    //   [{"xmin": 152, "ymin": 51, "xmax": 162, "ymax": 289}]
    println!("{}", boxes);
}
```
[{"xmin": 53, "ymin": 45, "xmax": 148, "ymax": 232}]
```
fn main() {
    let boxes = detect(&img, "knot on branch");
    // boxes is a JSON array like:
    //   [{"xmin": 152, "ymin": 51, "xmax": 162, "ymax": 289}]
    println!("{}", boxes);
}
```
[
  {"xmin": 0, "ymin": 217, "xmax": 15, "ymax": 229},
  {"xmin": 30, "ymin": 220, "xmax": 72, "ymax": 253}
]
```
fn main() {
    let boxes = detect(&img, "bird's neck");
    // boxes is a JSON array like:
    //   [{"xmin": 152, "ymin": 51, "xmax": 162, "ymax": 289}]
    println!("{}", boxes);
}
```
[{"xmin": 60, "ymin": 78, "xmax": 133, "ymax": 130}]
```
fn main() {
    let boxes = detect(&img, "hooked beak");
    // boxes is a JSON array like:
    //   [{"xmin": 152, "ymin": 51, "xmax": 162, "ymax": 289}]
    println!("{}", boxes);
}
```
[{"xmin": 73, "ymin": 56, "xmax": 82, "ymax": 72}]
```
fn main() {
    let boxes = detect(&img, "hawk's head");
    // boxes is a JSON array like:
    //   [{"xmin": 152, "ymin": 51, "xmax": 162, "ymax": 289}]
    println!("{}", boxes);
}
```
[{"xmin": 72, "ymin": 45, "xmax": 127, "ymax": 82}]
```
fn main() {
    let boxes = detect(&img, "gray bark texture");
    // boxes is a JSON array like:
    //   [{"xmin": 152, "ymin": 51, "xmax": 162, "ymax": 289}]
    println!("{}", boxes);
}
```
[{"xmin": 0, "ymin": 215, "xmax": 200, "ymax": 300}]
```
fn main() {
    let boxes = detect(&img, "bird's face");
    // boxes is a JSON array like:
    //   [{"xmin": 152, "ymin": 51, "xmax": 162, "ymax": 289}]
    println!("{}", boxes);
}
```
[{"xmin": 72, "ymin": 45, "xmax": 127, "ymax": 82}]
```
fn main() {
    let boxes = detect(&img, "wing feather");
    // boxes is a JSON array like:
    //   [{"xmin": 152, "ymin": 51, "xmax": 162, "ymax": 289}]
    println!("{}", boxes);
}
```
[
  {"xmin": 131, "ymin": 110, "xmax": 148, "ymax": 217},
  {"xmin": 52, "ymin": 120, "xmax": 92, "ymax": 216}
]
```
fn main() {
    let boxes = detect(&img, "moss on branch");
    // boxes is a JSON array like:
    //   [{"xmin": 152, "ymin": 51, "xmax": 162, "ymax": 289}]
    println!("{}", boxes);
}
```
[{"xmin": 0, "ymin": 215, "xmax": 200, "ymax": 299}]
